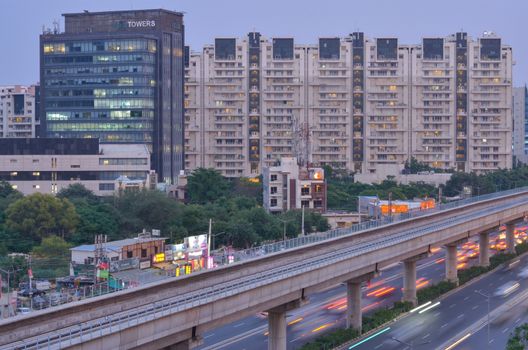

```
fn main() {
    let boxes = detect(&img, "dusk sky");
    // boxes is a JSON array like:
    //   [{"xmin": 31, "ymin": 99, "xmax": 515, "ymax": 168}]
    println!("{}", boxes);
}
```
[{"xmin": 0, "ymin": 0, "xmax": 526, "ymax": 86}]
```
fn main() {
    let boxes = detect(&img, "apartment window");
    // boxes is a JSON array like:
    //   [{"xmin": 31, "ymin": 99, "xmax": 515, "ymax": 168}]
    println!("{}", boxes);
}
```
[
  {"xmin": 270, "ymin": 174, "xmax": 278, "ymax": 181},
  {"xmin": 315, "ymin": 184, "xmax": 323, "ymax": 193},
  {"xmin": 141, "ymin": 249, "xmax": 147, "ymax": 258},
  {"xmin": 301, "ymin": 186, "xmax": 310, "ymax": 195},
  {"xmin": 270, "ymin": 198, "xmax": 278, "ymax": 207},
  {"xmin": 33, "ymin": 185, "xmax": 40, "ymax": 189},
  {"xmin": 127, "ymin": 251, "xmax": 133, "ymax": 258},
  {"xmin": 270, "ymin": 186, "xmax": 277, "ymax": 194},
  {"xmin": 301, "ymin": 200, "xmax": 310, "ymax": 208},
  {"xmin": 314, "ymin": 200, "xmax": 323, "ymax": 208}
]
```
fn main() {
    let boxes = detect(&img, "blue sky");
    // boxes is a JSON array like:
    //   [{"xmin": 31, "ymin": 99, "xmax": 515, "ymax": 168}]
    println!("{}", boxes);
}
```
[{"xmin": 0, "ymin": 0, "xmax": 525, "ymax": 85}]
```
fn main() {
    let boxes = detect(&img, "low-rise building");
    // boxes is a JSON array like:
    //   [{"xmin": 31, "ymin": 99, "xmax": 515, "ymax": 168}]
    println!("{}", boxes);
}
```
[
  {"xmin": 70, "ymin": 236, "xmax": 166, "ymax": 265},
  {"xmin": 263, "ymin": 157, "xmax": 326, "ymax": 213},
  {"xmin": 0, "ymin": 138, "xmax": 152, "ymax": 196}
]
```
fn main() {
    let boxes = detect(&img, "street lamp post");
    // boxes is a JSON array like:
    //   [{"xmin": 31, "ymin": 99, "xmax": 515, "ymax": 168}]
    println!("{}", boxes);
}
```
[
  {"xmin": 475, "ymin": 289, "xmax": 490, "ymax": 347},
  {"xmin": 278, "ymin": 218, "xmax": 292, "ymax": 241}
]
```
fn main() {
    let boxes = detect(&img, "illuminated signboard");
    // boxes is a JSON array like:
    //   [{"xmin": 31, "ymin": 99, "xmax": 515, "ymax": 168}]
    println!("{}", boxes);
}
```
[
  {"xmin": 153, "ymin": 253, "xmax": 165, "ymax": 263},
  {"xmin": 185, "ymin": 234, "xmax": 207, "ymax": 251}
]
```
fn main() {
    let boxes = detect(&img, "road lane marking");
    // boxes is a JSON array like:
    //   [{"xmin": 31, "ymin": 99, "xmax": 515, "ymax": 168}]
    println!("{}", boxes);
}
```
[
  {"xmin": 464, "ymin": 296, "xmax": 469, "ymax": 301},
  {"xmin": 457, "ymin": 314, "xmax": 464, "ymax": 319},
  {"xmin": 375, "ymin": 344, "xmax": 383, "ymax": 349},
  {"xmin": 502, "ymin": 327, "xmax": 509, "ymax": 333},
  {"xmin": 441, "ymin": 323, "xmax": 448, "ymax": 328},
  {"xmin": 472, "ymin": 305, "xmax": 479, "ymax": 310},
  {"xmin": 449, "ymin": 303, "xmax": 456, "ymax": 308},
  {"xmin": 515, "ymin": 318, "xmax": 521, "ymax": 324},
  {"xmin": 204, "ymin": 334, "xmax": 215, "ymax": 339},
  {"xmin": 422, "ymin": 333, "xmax": 430, "ymax": 339},
  {"xmin": 233, "ymin": 322, "xmax": 245, "ymax": 328}
]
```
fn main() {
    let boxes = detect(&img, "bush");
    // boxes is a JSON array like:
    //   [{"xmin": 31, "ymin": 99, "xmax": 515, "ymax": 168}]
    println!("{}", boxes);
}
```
[
  {"xmin": 299, "ymin": 302, "xmax": 411, "ymax": 350},
  {"xmin": 516, "ymin": 241, "xmax": 528, "ymax": 255},
  {"xmin": 417, "ymin": 280, "xmax": 456, "ymax": 304},
  {"xmin": 506, "ymin": 323, "xmax": 528, "ymax": 350},
  {"xmin": 458, "ymin": 265, "xmax": 489, "ymax": 285}
]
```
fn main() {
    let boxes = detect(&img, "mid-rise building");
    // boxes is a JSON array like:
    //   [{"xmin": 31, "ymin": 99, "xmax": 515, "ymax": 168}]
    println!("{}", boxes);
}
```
[
  {"xmin": 184, "ymin": 32, "xmax": 512, "ymax": 177},
  {"xmin": 0, "ymin": 138, "xmax": 152, "ymax": 196},
  {"xmin": 263, "ymin": 157, "xmax": 326, "ymax": 213},
  {"xmin": 40, "ymin": 9, "xmax": 185, "ymax": 183},
  {"xmin": 0, "ymin": 85, "xmax": 39, "ymax": 138},
  {"xmin": 513, "ymin": 86, "xmax": 528, "ymax": 164}
]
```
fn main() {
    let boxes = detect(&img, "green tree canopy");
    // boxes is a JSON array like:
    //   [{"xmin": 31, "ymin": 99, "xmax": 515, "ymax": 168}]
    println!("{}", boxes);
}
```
[
  {"xmin": 5, "ymin": 193, "xmax": 79, "ymax": 243},
  {"xmin": 186, "ymin": 168, "xmax": 231, "ymax": 204},
  {"xmin": 32, "ymin": 236, "xmax": 71, "ymax": 279},
  {"xmin": 57, "ymin": 183, "xmax": 97, "ymax": 202}
]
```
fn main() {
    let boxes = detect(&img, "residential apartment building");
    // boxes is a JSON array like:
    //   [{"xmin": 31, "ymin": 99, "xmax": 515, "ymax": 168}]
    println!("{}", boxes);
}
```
[
  {"xmin": 40, "ymin": 9, "xmax": 185, "ymax": 184},
  {"xmin": 184, "ymin": 32, "xmax": 512, "ymax": 177},
  {"xmin": 513, "ymin": 86, "xmax": 528, "ymax": 164},
  {"xmin": 0, "ymin": 85, "xmax": 39, "ymax": 138},
  {"xmin": 0, "ymin": 138, "xmax": 152, "ymax": 196},
  {"xmin": 262, "ymin": 157, "xmax": 326, "ymax": 213}
]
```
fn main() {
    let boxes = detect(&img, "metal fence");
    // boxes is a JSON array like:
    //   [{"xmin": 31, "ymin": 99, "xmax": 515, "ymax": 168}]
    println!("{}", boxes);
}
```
[
  {"xmin": 218, "ymin": 186, "xmax": 528, "ymax": 265},
  {"xmin": 4, "ymin": 191, "xmax": 528, "ymax": 350}
]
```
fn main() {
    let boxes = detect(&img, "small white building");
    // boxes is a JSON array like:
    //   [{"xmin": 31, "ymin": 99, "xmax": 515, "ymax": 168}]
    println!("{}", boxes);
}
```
[{"xmin": 263, "ymin": 157, "xmax": 326, "ymax": 213}]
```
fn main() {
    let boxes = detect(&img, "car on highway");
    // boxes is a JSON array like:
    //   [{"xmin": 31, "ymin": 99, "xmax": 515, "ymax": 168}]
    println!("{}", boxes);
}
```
[
  {"xmin": 494, "ymin": 281, "xmax": 520, "ymax": 297},
  {"xmin": 518, "ymin": 267, "xmax": 528, "ymax": 279}
]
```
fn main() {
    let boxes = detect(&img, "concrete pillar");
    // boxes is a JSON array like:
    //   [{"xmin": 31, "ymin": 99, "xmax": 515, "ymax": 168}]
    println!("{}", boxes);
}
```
[
  {"xmin": 346, "ymin": 281, "xmax": 362, "ymax": 333},
  {"xmin": 479, "ymin": 231, "xmax": 490, "ymax": 267},
  {"xmin": 445, "ymin": 244, "xmax": 459, "ymax": 285},
  {"xmin": 268, "ymin": 309, "xmax": 287, "ymax": 350},
  {"xmin": 506, "ymin": 223, "xmax": 516, "ymax": 254},
  {"xmin": 403, "ymin": 259, "xmax": 417, "ymax": 306}
]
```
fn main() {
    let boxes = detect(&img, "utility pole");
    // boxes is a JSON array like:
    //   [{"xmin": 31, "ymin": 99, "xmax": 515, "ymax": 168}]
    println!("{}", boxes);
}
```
[
  {"xmin": 438, "ymin": 186, "xmax": 442, "ymax": 204},
  {"xmin": 28, "ymin": 255, "xmax": 32, "ymax": 310},
  {"xmin": 207, "ymin": 218, "xmax": 212, "ymax": 257},
  {"xmin": 388, "ymin": 191, "xmax": 393, "ymax": 219},
  {"xmin": 301, "ymin": 205, "xmax": 305, "ymax": 236}
]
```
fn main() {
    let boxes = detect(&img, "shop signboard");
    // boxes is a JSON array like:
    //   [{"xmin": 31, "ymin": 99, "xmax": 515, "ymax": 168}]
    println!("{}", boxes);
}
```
[
  {"xmin": 153, "ymin": 253, "xmax": 165, "ymax": 263},
  {"xmin": 185, "ymin": 234, "xmax": 207, "ymax": 251},
  {"xmin": 139, "ymin": 259, "xmax": 151, "ymax": 269},
  {"xmin": 165, "ymin": 249, "xmax": 174, "ymax": 261}
]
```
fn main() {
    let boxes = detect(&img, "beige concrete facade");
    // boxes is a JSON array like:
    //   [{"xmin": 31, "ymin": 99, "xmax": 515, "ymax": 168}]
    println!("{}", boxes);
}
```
[
  {"xmin": 513, "ymin": 86, "xmax": 527, "ymax": 164},
  {"xmin": 184, "ymin": 33, "xmax": 512, "ymax": 178},
  {"xmin": 0, "ymin": 143, "xmax": 151, "ymax": 196},
  {"xmin": 0, "ymin": 85, "xmax": 38, "ymax": 138}
]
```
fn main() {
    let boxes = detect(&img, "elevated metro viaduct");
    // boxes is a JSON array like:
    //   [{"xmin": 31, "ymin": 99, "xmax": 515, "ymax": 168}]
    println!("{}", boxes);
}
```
[{"xmin": 1, "ymin": 189, "xmax": 527, "ymax": 350}]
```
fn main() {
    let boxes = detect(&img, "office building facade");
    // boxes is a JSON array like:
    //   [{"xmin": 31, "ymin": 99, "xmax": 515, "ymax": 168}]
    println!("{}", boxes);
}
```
[
  {"xmin": 0, "ymin": 138, "xmax": 152, "ymax": 196},
  {"xmin": 40, "ymin": 9, "xmax": 185, "ymax": 183},
  {"xmin": 184, "ymin": 32, "xmax": 512, "ymax": 177},
  {"xmin": 0, "ymin": 85, "xmax": 39, "ymax": 138},
  {"xmin": 513, "ymin": 86, "xmax": 528, "ymax": 164}
]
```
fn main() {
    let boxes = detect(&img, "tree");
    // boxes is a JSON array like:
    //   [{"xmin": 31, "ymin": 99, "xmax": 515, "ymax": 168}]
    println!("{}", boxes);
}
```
[
  {"xmin": 112, "ymin": 189, "xmax": 182, "ymax": 237},
  {"xmin": 32, "ymin": 236, "xmax": 71, "ymax": 279},
  {"xmin": 32, "ymin": 235, "xmax": 71, "ymax": 258},
  {"xmin": 5, "ymin": 193, "xmax": 79, "ymax": 243},
  {"xmin": 69, "ymin": 198, "xmax": 120, "ymax": 244},
  {"xmin": 57, "ymin": 183, "xmax": 97, "ymax": 202},
  {"xmin": 186, "ymin": 168, "xmax": 231, "ymax": 204}
]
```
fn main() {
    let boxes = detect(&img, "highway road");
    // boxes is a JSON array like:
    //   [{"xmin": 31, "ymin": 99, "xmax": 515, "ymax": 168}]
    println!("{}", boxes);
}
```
[
  {"xmin": 198, "ymin": 227, "xmax": 525, "ymax": 350},
  {"xmin": 346, "ymin": 243, "xmax": 528, "ymax": 350}
]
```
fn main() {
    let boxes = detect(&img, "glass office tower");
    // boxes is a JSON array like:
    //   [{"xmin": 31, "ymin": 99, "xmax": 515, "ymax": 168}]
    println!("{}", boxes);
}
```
[{"xmin": 40, "ymin": 9, "xmax": 184, "ymax": 183}]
